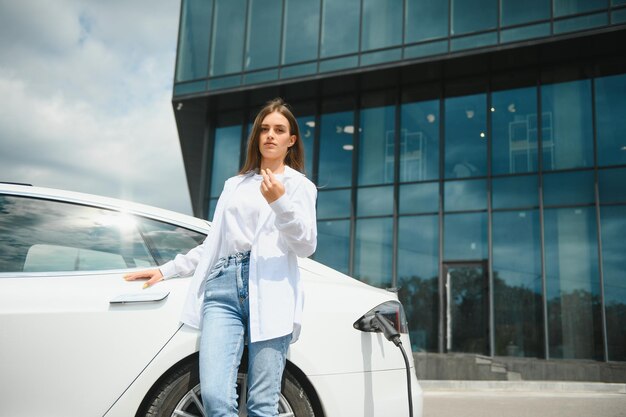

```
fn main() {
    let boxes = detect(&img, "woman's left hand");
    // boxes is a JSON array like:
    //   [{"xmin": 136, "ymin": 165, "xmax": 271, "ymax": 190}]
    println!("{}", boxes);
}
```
[{"xmin": 260, "ymin": 168, "xmax": 285, "ymax": 203}]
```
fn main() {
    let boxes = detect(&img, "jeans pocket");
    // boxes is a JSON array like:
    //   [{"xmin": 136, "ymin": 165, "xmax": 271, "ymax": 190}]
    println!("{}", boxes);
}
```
[{"xmin": 205, "ymin": 259, "xmax": 226, "ymax": 283}]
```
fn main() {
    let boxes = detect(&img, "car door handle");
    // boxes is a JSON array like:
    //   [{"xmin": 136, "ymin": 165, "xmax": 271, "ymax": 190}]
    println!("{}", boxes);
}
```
[{"xmin": 109, "ymin": 291, "xmax": 169, "ymax": 304}]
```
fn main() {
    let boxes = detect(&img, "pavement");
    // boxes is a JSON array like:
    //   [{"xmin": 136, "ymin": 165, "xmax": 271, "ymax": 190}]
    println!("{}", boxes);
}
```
[{"xmin": 420, "ymin": 380, "xmax": 626, "ymax": 417}]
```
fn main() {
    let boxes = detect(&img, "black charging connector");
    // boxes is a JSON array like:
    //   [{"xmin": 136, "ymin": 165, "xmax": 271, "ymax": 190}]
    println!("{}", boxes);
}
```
[
  {"xmin": 371, "ymin": 313, "xmax": 414, "ymax": 417},
  {"xmin": 373, "ymin": 312, "xmax": 402, "ymax": 346}
]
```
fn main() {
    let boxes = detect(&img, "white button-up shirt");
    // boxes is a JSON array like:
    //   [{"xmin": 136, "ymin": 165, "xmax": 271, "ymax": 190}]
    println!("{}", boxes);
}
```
[{"xmin": 159, "ymin": 166, "xmax": 317, "ymax": 343}]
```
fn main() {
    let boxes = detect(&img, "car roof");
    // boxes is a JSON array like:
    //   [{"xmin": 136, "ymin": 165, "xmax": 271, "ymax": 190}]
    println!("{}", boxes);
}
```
[{"xmin": 0, "ymin": 183, "xmax": 210, "ymax": 233}]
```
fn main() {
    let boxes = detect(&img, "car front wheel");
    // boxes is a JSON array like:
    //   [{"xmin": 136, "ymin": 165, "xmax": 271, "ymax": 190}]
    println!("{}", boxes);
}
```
[{"xmin": 140, "ymin": 360, "xmax": 316, "ymax": 417}]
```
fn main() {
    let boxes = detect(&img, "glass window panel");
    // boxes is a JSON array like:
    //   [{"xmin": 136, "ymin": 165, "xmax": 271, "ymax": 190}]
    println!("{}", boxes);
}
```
[
  {"xmin": 444, "ymin": 179, "xmax": 487, "ymax": 212},
  {"xmin": 595, "ymin": 73, "xmax": 626, "ymax": 167},
  {"xmin": 492, "ymin": 210, "xmax": 543, "ymax": 357},
  {"xmin": 207, "ymin": 75, "xmax": 241, "ymax": 90},
  {"xmin": 405, "ymin": 0, "xmax": 449, "ymax": 42},
  {"xmin": 361, "ymin": 0, "xmax": 403, "ymax": 51},
  {"xmin": 283, "ymin": 0, "xmax": 320, "ymax": 65},
  {"xmin": 554, "ymin": 0, "xmax": 607, "ymax": 17},
  {"xmin": 0, "ymin": 196, "xmax": 155, "ymax": 273},
  {"xmin": 613, "ymin": 8, "xmax": 626, "ymax": 24},
  {"xmin": 541, "ymin": 80, "xmax": 593, "ymax": 170},
  {"xmin": 444, "ymin": 212, "xmax": 488, "ymax": 260},
  {"xmin": 613, "ymin": 0, "xmax": 626, "ymax": 5},
  {"xmin": 208, "ymin": 198, "xmax": 218, "ymax": 221},
  {"xmin": 319, "ymin": 56, "xmax": 359, "ymax": 73},
  {"xmin": 176, "ymin": 0, "xmax": 213, "ymax": 82},
  {"xmin": 244, "ymin": 0, "xmax": 282, "ymax": 71},
  {"xmin": 321, "ymin": 0, "xmax": 360, "ymax": 58},
  {"xmin": 211, "ymin": 125, "xmax": 242, "ymax": 197},
  {"xmin": 297, "ymin": 115, "xmax": 315, "ymax": 177},
  {"xmin": 404, "ymin": 40, "xmax": 448, "ymax": 59},
  {"xmin": 319, "ymin": 110, "xmax": 354, "ymax": 188},
  {"xmin": 445, "ymin": 263, "xmax": 489, "ymax": 355},
  {"xmin": 544, "ymin": 207, "xmax": 603, "ymax": 360},
  {"xmin": 138, "ymin": 218, "xmax": 206, "ymax": 265},
  {"xmin": 398, "ymin": 215, "xmax": 439, "ymax": 352},
  {"xmin": 491, "ymin": 86, "xmax": 539, "ymax": 175},
  {"xmin": 280, "ymin": 62, "xmax": 317, "ymax": 79},
  {"xmin": 317, "ymin": 189, "xmax": 351, "ymax": 219},
  {"xmin": 357, "ymin": 186, "xmax": 393, "ymax": 216},
  {"xmin": 600, "ymin": 206, "xmax": 626, "ymax": 361},
  {"xmin": 399, "ymin": 182, "xmax": 439, "ymax": 214},
  {"xmin": 243, "ymin": 69, "xmax": 278, "ymax": 85},
  {"xmin": 451, "ymin": 0, "xmax": 498, "ymax": 35},
  {"xmin": 360, "ymin": 48, "xmax": 402, "ymax": 66},
  {"xmin": 315, "ymin": 220, "xmax": 350, "ymax": 274},
  {"xmin": 209, "ymin": 0, "xmax": 246, "ymax": 76},
  {"xmin": 359, "ymin": 105, "xmax": 395, "ymax": 185},
  {"xmin": 492, "ymin": 175, "xmax": 538, "ymax": 209},
  {"xmin": 543, "ymin": 171, "xmax": 595, "ymax": 206},
  {"xmin": 500, "ymin": 0, "xmax": 550, "ymax": 26},
  {"xmin": 445, "ymin": 94, "xmax": 488, "ymax": 178},
  {"xmin": 450, "ymin": 32, "xmax": 498, "ymax": 51},
  {"xmin": 174, "ymin": 80, "xmax": 206, "ymax": 96},
  {"xmin": 599, "ymin": 167, "xmax": 626, "ymax": 203},
  {"xmin": 500, "ymin": 23, "xmax": 551, "ymax": 43},
  {"xmin": 553, "ymin": 12, "xmax": 608, "ymax": 34},
  {"xmin": 400, "ymin": 100, "xmax": 440, "ymax": 181},
  {"xmin": 354, "ymin": 217, "xmax": 393, "ymax": 288}
]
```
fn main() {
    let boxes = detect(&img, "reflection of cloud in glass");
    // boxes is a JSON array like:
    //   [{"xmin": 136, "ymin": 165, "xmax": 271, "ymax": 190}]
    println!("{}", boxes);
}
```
[
  {"xmin": 0, "ymin": 196, "xmax": 152, "ymax": 273},
  {"xmin": 96, "ymin": 212, "xmax": 136, "ymax": 230},
  {"xmin": 544, "ymin": 207, "xmax": 599, "ymax": 298},
  {"xmin": 355, "ymin": 218, "xmax": 393, "ymax": 287},
  {"xmin": 444, "ymin": 212, "xmax": 487, "ymax": 260},
  {"xmin": 492, "ymin": 210, "xmax": 542, "ymax": 291},
  {"xmin": 444, "ymin": 179, "xmax": 487, "ymax": 211}
]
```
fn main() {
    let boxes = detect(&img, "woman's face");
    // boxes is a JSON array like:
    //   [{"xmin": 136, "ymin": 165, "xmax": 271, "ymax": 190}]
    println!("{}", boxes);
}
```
[{"xmin": 258, "ymin": 111, "xmax": 296, "ymax": 166}]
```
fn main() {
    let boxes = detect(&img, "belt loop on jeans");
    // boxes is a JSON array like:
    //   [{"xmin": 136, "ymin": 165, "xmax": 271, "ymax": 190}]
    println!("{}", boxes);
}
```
[{"xmin": 227, "ymin": 250, "xmax": 250, "ymax": 264}]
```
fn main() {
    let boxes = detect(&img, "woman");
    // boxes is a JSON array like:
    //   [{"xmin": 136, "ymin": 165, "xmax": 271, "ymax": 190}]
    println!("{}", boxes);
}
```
[{"xmin": 124, "ymin": 98, "xmax": 317, "ymax": 417}]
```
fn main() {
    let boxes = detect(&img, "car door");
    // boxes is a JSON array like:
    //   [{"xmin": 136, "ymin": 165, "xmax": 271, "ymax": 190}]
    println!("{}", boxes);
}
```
[{"xmin": 0, "ymin": 194, "xmax": 205, "ymax": 417}]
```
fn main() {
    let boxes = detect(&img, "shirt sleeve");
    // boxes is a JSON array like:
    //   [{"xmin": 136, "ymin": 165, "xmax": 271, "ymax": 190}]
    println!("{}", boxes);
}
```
[
  {"xmin": 158, "ymin": 237, "xmax": 209, "ymax": 279},
  {"xmin": 269, "ymin": 177, "xmax": 317, "ymax": 258}
]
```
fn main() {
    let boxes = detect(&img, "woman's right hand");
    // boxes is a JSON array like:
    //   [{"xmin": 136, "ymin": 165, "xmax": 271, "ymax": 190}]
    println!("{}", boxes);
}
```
[{"xmin": 123, "ymin": 269, "xmax": 164, "ymax": 289}]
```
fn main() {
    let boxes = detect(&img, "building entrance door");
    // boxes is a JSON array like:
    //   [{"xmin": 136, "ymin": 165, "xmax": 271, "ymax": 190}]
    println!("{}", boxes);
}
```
[{"xmin": 443, "ymin": 261, "xmax": 489, "ymax": 355}]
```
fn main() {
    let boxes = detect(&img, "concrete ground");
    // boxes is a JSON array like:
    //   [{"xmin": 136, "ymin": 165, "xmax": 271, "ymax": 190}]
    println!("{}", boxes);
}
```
[{"xmin": 420, "ymin": 381, "xmax": 626, "ymax": 417}]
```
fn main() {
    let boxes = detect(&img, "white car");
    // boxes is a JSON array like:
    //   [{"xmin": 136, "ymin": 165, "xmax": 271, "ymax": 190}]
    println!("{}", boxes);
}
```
[{"xmin": 0, "ymin": 183, "xmax": 423, "ymax": 417}]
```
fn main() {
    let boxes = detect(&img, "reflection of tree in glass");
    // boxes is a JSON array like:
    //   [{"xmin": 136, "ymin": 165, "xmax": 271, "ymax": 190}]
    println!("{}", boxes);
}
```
[
  {"xmin": 547, "ymin": 289, "xmax": 603, "ymax": 360},
  {"xmin": 388, "ymin": 270, "xmax": 625, "ymax": 360},
  {"xmin": 448, "ymin": 267, "xmax": 488, "ymax": 355},
  {"xmin": 493, "ymin": 271, "xmax": 543, "ymax": 358},
  {"xmin": 606, "ymin": 301, "xmax": 626, "ymax": 361},
  {"xmin": 398, "ymin": 275, "xmax": 438, "ymax": 352}
]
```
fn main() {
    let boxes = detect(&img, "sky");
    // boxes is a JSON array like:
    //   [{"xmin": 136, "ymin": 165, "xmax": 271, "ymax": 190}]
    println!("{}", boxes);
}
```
[{"xmin": 0, "ymin": 0, "xmax": 193, "ymax": 215}]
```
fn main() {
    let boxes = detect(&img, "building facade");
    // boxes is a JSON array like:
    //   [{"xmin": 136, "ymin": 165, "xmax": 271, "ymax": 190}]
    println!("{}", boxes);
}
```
[{"xmin": 171, "ymin": 0, "xmax": 626, "ymax": 368}]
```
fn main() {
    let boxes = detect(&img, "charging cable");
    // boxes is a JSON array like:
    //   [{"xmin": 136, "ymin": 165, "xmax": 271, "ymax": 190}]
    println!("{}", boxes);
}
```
[{"xmin": 372, "ymin": 313, "xmax": 414, "ymax": 417}]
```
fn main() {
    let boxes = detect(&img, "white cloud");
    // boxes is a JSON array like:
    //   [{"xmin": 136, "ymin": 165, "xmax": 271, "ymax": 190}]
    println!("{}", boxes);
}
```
[{"xmin": 0, "ymin": 0, "xmax": 192, "ymax": 215}]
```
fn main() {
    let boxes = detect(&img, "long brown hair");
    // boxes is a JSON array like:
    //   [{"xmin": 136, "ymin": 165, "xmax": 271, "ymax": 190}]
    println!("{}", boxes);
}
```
[{"xmin": 239, "ymin": 98, "xmax": 305, "ymax": 174}]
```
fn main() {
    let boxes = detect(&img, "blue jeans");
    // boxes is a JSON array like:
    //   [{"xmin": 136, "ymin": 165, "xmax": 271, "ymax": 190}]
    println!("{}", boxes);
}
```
[{"xmin": 199, "ymin": 251, "xmax": 291, "ymax": 417}]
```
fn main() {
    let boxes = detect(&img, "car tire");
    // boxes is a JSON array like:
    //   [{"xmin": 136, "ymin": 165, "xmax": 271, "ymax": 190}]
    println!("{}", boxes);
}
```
[{"xmin": 140, "ymin": 360, "xmax": 316, "ymax": 417}]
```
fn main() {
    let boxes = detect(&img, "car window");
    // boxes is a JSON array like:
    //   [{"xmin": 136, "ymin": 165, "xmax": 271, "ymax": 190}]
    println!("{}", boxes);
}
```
[
  {"xmin": 0, "ymin": 195, "xmax": 156, "ymax": 273},
  {"xmin": 137, "ymin": 217, "xmax": 206, "ymax": 264}
]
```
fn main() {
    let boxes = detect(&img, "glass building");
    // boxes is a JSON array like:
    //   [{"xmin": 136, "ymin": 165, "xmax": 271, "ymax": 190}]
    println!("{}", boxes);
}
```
[{"xmin": 172, "ymin": 0, "xmax": 626, "ymax": 369}]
